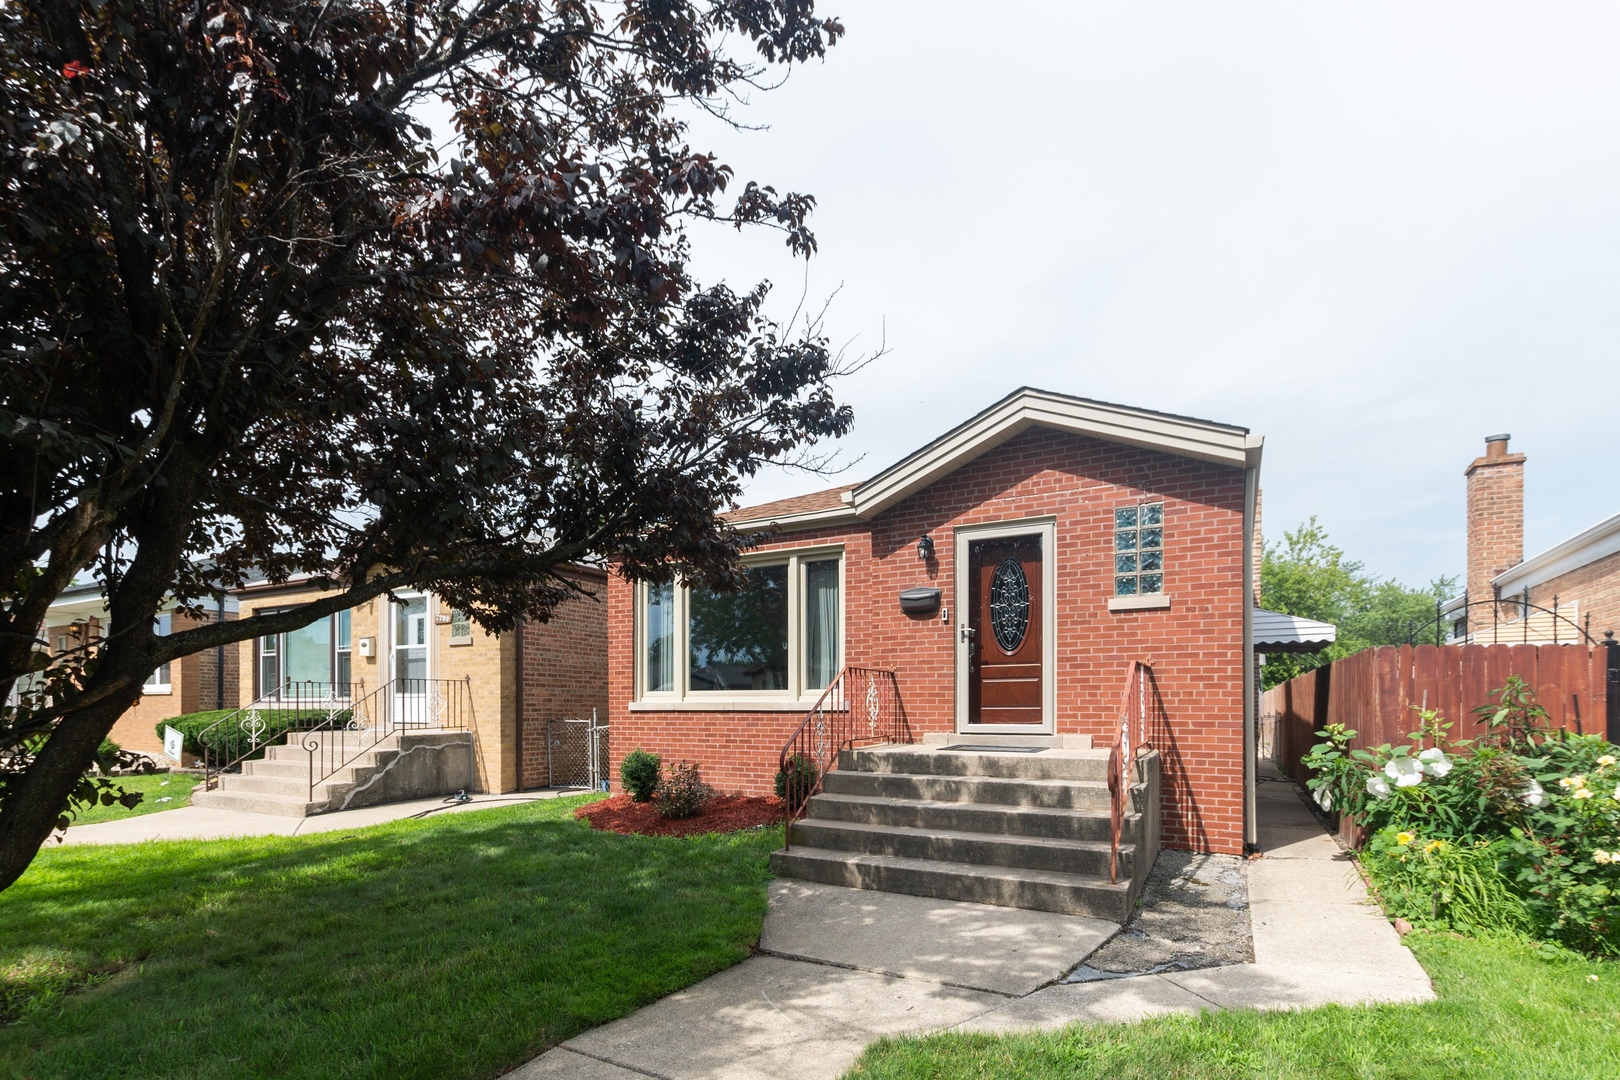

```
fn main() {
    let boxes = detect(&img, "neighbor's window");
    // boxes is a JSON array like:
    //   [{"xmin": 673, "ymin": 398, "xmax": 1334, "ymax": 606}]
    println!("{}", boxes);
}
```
[
  {"xmin": 636, "ymin": 551, "xmax": 842, "ymax": 701},
  {"xmin": 449, "ymin": 608, "xmax": 472, "ymax": 643},
  {"xmin": 145, "ymin": 613, "xmax": 172, "ymax": 690},
  {"xmin": 1114, "ymin": 503, "xmax": 1164, "ymax": 596}
]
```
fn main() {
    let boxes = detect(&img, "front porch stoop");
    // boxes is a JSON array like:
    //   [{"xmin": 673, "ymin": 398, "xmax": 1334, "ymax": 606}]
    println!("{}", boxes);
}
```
[
  {"xmin": 771, "ymin": 745, "xmax": 1161, "ymax": 922},
  {"xmin": 189, "ymin": 730, "xmax": 475, "ymax": 818}
]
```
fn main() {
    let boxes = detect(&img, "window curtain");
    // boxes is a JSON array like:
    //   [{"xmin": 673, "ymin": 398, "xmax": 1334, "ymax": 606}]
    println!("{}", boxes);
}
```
[{"xmin": 805, "ymin": 560, "xmax": 840, "ymax": 690}]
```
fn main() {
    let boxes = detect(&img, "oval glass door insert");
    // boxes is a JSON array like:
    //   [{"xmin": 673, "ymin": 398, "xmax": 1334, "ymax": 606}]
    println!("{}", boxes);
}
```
[{"xmin": 989, "ymin": 557, "xmax": 1030, "ymax": 653}]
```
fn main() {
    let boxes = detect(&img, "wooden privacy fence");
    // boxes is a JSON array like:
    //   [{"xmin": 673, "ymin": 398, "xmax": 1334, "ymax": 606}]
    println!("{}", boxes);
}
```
[{"xmin": 1264, "ymin": 642, "xmax": 1616, "ymax": 844}]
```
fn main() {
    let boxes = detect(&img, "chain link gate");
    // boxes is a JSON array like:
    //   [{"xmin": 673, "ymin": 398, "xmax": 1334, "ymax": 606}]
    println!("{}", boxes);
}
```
[{"xmin": 547, "ymin": 710, "xmax": 610, "ymax": 790}]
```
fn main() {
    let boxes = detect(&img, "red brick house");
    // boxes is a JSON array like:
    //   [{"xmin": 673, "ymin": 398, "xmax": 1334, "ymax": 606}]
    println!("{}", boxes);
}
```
[{"xmin": 608, "ymin": 388, "xmax": 1265, "ymax": 856}]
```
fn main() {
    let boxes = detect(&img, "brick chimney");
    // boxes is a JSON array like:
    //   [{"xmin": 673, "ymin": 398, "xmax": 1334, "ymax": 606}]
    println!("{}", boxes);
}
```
[{"xmin": 1465, "ymin": 433, "xmax": 1525, "ymax": 607}]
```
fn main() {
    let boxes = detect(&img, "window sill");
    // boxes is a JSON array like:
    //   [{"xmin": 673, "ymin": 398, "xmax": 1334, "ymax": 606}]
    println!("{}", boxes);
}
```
[
  {"xmin": 1107, "ymin": 594, "xmax": 1172, "ymax": 612},
  {"xmin": 143, "ymin": 686, "xmax": 173, "ymax": 695},
  {"xmin": 629, "ymin": 698, "xmax": 824, "ymax": 713},
  {"xmin": 447, "ymin": 638, "xmax": 473, "ymax": 647}
]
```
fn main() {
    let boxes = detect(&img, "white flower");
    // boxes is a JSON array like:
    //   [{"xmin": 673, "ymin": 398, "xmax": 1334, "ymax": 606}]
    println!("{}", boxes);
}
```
[
  {"xmin": 1597, "ymin": 755, "xmax": 1616, "ymax": 768},
  {"xmin": 1614, "ymin": 783, "xmax": 1620, "ymax": 802},
  {"xmin": 1385, "ymin": 757, "xmax": 1425, "ymax": 787},
  {"xmin": 1418, "ymin": 747, "xmax": 1453, "ymax": 778},
  {"xmin": 1314, "ymin": 786, "xmax": 1333, "ymax": 811},
  {"xmin": 1575, "ymin": 788, "xmax": 1594, "ymax": 800},
  {"xmin": 1595, "ymin": 850, "xmax": 1615, "ymax": 866},
  {"xmin": 1366, "ymin": 775, "xmax": 1392, "ymax": 800},
  {"xmin": 1521, "ymin": 779, "xmax": 1545, "ymax": 807}
]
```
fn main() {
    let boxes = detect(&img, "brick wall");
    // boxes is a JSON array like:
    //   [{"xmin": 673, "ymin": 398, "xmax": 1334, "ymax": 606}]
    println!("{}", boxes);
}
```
[
  {"xmin": 1465, "ymin": 436, "xmax": 1525, "ymax": 608},
  {"xmin": 106, "ymin": 608, "xmax": 239, "ymax": 757},
  {"xmin": 517, "ymin": 568, "xmax": 610, "ymax": 789},
  {"xmin": 608, "ymin": 427, "xmax": 1251, "ymax": 855},
  {"xmin": 1525, "ymin": 550, "xmax": 1620, "ymax": 642}
]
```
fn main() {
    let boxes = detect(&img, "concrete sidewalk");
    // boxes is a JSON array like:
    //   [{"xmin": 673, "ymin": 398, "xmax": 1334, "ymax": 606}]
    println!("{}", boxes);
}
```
[
  {"xmin": 518, "ymin": 761, "xmax": 1433, "ymax": 1080},
  {"xmin": 60, "ymin": 788, "xmax": 584, "ymax": 845}
]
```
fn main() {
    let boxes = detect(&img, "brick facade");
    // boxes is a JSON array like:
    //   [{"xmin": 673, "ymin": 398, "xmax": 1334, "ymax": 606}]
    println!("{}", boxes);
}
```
[
  {"xmin": 609, "ymin": 427, "xmax": 1251, "ymax": 855},
  {"xmin": 101, "ymin": 608, "xmax": 238, "ymax": 757},
  {"xmin": 518, "ymin": 568, "xmax": 610, "ymax": 789},
  {"xmin": 1516, "ymin": 549, "xmax": 1620, "ymax": 642},
  {"xmin": 1465, "ymin": 435, "xmax": 1525, "ymax": 608}
]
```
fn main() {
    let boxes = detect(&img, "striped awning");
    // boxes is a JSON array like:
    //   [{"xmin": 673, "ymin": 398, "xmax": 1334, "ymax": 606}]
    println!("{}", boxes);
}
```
[{"xmin": 1254, "ymin": 608, "xmax": 1337, "ymax": 654}]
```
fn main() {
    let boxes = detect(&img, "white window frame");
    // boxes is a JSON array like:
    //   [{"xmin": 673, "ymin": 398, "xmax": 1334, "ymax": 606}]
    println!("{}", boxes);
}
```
[
  {"xmin": 144, "ymin": 613, "xmax": 173, "ymax": 695},
  {"xmin": 631, "ymin": 545, "xmax": 845, "ymax": 710}
]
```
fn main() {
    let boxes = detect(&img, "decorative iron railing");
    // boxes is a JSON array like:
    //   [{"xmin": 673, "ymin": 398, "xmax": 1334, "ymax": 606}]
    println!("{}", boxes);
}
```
[
  {"xmin": 199, "ymin": 681, "xmax": 363, "ymax": 791},
  {"xmin": 779, "ymin": 666, "xmax": 908, "ymax": 849},
  {"xmin": 303, "ymin": 677, "xmax": 474, "ymax": 800},
  {"xmin": 1107, "ymin": 660, "xmax": 1154, "ymax": 884}
]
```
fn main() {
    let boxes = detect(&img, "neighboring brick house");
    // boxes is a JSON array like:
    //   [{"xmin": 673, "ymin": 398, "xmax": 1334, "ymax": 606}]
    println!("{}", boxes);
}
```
[
  {"xmin": 43, "ymin": 581, "xmax": 239, "ymax": 759},
  {"xmin": 230, "ymin": 565, "xmax": 608, "ymax": 793},
  {"xmin": 1447, "ymin": 434, "xmax": 1620, "ymax": 644},
  {"xmin": 608, "ymin": 388, "xmax": 1266, "ymax": 855}
]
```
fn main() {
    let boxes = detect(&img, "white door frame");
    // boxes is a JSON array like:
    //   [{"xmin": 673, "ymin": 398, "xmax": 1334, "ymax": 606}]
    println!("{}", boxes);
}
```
[{"xmin": 953, "ymin": 517, "xmax": 1057, "ymax": 735}]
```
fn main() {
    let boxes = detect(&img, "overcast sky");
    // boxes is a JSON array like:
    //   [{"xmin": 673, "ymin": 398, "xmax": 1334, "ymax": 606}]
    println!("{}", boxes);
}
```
[{"xmin": 679, "ymin": 2, "xmax": 1620, "ymax": 590}]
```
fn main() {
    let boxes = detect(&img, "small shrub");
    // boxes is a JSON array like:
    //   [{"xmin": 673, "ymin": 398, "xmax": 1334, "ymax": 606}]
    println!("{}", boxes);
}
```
[
  {"xmin": 774, "ymin": 754, "xmax": 819, "ymax": 812},
  {"xmin": 620, "ymin": 749, "xmax": 661, "ymax": 802},
  {"xmin": 156, "ymin": 707, "xmax": 351, "ymax": 760},
  {"xmin": 653, "ymin": 762, "xmax": 714, "ymax": 820},
  {"xmin": 93, "ymin": 739, "xmax": 121, "ymax": 776}
]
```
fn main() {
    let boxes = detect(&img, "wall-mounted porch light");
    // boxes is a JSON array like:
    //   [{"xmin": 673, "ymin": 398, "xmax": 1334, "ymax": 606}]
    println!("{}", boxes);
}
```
[{"xmin": 917, "ymin": 534, "xmax": 934, "ymax": 561}]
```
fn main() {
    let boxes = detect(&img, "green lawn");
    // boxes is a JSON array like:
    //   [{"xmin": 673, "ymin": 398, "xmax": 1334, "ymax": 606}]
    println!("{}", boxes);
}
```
[
  {"xmin": 847, "ymin": 932, "xmax": 1620, "ymax": 1080},
  {"xmin": 0, "ymin": 793, "xmax": 779, "ymax": 1079},
  {"xmin": 69, "ymin": 772, "xmax": 201, "ymax": 826}
]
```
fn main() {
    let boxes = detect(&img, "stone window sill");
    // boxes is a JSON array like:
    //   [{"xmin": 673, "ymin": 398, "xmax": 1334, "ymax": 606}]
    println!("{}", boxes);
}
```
[{"xmin": 1107, "ymin": 594, "xmax": 1172, "ymax": 613}]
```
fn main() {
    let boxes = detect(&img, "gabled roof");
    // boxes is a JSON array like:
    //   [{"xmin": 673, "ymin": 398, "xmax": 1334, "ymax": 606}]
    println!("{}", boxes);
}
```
[
  {"xmin": 1253, "ymin": 608, "xmax": 1337, "ymax": 654},
  {"xmin": 727, "ymin": 387, "xmax": 1262, "ymax": 530}
]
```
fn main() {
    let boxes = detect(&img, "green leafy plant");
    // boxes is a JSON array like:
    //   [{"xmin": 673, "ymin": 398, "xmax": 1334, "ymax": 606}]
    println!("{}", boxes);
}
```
[
  {"xmin": 619, "ymin": 750, "xmax": 662, "ymax": 803},
  {"xmin": 774, "ymin": 755, "xmax": 819, "ymax": 812},
  {"xmin": 156, "ymin": 708, "xmax": 352, "ymax": 760},
  {"xmin": 1363, "ymin": 827, "xmax": 1531, "ymax": 935},
  {"xmin": 653, "ymin": 762, "xmax": 715, "ymax": 820}
]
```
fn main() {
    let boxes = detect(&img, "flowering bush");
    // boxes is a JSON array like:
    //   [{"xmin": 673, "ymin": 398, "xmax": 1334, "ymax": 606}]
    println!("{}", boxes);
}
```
[{"xmin": 1300, "ymin": 678, "xmax": 1620, "ymax": 956}]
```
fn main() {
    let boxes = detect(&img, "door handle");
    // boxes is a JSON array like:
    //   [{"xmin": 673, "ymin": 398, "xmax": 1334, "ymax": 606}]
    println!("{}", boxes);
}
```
[{"xmin": 960, "ymin": 626, "xmax": 976, "ymax": 643}]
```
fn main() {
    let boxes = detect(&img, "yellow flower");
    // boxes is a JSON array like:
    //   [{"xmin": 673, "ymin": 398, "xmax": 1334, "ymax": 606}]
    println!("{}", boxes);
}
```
[
  {"xmin": 1396, "ymin": 831, "xmax": 1415, "ymax": 846},
  {"xmin": 1560, "ymin": 776, "xmax": 1588, "ymax": 790},
  {"xmin": 1598, "ymin": 755, "xmax": 1616, "ymax": 767},
  {"xmin": 1424, "ymin": 840, "xmax": 1445, "ymax": 854}
]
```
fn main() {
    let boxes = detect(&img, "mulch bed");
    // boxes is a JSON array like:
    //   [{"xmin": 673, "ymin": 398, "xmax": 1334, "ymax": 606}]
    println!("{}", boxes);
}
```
[{"xmin": 575, "ymin": 793, "xmax": 788, "ymax": 838}]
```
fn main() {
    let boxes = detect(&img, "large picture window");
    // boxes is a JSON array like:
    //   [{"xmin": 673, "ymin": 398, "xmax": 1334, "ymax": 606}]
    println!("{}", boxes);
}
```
[
  {"xmin": 635, "ymin": 550, "xmax": 842, "ymax": 703},
  {"xmin": 254, "ymin": 609, "xmax": 354, "ymax": 698}
]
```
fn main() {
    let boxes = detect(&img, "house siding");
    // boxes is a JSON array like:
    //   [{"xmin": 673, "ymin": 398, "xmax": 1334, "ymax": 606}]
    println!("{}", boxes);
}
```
[{"xmin": 608, "ymin": 427, "xmax": 1249, "ymax": 855}]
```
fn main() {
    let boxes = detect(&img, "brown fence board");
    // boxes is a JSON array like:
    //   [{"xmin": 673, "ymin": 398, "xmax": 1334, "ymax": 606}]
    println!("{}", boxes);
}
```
[{"xmin": 1262, "ymin": 641, "xmax": 1612, "ymax": 847}]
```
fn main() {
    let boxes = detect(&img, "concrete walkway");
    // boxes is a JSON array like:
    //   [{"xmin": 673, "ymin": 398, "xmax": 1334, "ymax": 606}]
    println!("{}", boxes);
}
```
[
  {"xmin": 518, "ymin": 761, "xmax": 1433, "ymax": 1080},
  {"xmin": 60, "ymin": 788, "xmax": 584, "ymax": 845}
]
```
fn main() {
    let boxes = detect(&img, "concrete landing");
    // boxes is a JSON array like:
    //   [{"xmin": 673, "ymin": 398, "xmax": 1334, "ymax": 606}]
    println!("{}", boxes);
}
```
[{"xmin": 515, "ymin": 759, "xmax": 1434, "ymax": 1080}]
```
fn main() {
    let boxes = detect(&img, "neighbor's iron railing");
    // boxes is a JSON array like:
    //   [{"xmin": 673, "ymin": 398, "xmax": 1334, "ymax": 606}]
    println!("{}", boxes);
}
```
[
  {"xmin": 200, "ymin": 681, "xmax": 363, "ymax": 791},
  {"xmin": 779, "ymin": 666, "xmax": 909, "ymax": 849},
  {"xmin": 1108, "ymin": 660, "xmax": 1154, "ymax": 884},
  {"xmin": 1408, "ymin": 594, "xmax": 1597, "ymax": 647},
  {"xmin": 303, "ymin": 677, "xmax": 474, "ymax": 801}
]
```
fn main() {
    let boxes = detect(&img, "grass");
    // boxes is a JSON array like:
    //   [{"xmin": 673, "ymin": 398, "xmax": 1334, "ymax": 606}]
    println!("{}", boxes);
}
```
[
  {"xmin": 0, "ymin": 793, "xmax": 779, "ymax": 1079},
  {"xmin": 68, "ymin": 773, "xmax": 201, "ymax": 826},
  {"xmin": 846, "ymin": 932, "xmax": 1620, "ymax": 1080}
]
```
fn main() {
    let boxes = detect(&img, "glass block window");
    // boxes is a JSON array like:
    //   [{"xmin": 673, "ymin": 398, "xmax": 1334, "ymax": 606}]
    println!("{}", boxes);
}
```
[
  {"xmin": 1114, "ymin": 502, "xmax": 1164, "ymax": 596},
  {"xmin": 448, "ymin": 608, "xmax": 472, "ymax": 642}
]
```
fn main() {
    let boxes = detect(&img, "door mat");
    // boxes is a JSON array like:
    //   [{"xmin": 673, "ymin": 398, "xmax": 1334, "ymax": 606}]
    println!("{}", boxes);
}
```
[{"xmin": 940, "ymin": 744, "xmax": 1046, "ymax": 753}]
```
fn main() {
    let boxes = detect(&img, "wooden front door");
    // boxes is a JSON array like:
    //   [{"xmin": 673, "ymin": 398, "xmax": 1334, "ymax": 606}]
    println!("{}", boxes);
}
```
[{"xmin": 966, "ymin": 533, "xmax": 1044, "ymax": 725}]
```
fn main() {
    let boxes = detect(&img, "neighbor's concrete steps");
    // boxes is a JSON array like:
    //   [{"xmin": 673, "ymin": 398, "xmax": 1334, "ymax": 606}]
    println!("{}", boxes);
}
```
[
  {"xmin": 190, "ymin": 730, "xmax": 474, "ymax": 818},
  {"xmin": 771, "ymin": 744, "xmax": 1160, "ymax": 921}
]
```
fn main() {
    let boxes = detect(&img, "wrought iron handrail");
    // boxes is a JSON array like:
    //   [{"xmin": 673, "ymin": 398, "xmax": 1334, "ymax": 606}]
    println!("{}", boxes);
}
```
[
  {"xmin": 1107, "ymin": 660, "xmax": 1154, "ymax": 884},
  {"xmin": 779, "ymin": 666, "xmax": 908, "ymax": 848},
  {"xmin": 199, "ymin": 681, "xmax": 363, "ymax": 791},
  {"xmin": 303, "ymin": 676, "xmax": 474, "ymax": 801}
]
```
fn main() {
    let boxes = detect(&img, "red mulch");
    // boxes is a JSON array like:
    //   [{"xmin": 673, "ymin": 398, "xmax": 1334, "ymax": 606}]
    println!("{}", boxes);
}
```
[{"xmin": 576, "ymin": 793, "xmax": 787, "ymax": 838}]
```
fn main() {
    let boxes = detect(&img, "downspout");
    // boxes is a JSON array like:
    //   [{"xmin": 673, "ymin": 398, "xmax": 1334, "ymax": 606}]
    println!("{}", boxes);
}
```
[
  {"xmin": 215, "ymin": 594, "xmax": 226, "ymax": 709},
  {"xmin": 513, "ymin": 617, "xmax": 524, "ymax": 793},
  {"xmin": 1242, "ymin": 435, "xmax": 1264, "ymax": 852}
]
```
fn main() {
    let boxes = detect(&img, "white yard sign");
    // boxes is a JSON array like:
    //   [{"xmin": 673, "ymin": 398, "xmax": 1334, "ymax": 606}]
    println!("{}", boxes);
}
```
[{"xmin": 162, "ymin": 725, "xmax": 184, "ymax": 764}]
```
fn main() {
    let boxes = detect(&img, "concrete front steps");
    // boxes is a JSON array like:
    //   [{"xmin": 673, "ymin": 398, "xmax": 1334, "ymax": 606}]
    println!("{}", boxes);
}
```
[
  {"xmin": 771, "ymin": 743, "xmax": 1161, "ymax": 921},
  {"xmin": 190, "ymin": 729, "xmax": 476, "ymax": 818}
]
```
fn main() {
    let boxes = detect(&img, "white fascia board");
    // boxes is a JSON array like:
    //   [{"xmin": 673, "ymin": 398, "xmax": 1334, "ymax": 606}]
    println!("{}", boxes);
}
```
[
  {"xmin": 725, "ymin": 505, "xmax": 864, "ymax": 534},
  {"xmin": 1494, "ymin": 511, "xmax": 1620, "ymax": 596},
  {"xmin": 848, "ymin": 389, "xmax": 1254, "ymax": 520}
]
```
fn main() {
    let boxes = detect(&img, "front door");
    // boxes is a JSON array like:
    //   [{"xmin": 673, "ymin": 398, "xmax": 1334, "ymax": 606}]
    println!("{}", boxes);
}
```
[
  {"xmin": 392, "ymin": 596, "xmax": 429, "ymax": 725},
  {"xmin": 956, "ymin": 523, "xmax": 1053, "ymax": 733}
]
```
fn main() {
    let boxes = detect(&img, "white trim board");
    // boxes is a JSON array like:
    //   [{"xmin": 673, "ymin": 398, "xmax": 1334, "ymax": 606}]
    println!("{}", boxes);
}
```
[{"xmin": 1494, "ymin": 511, "xmax": 1620, "ymax": 597}]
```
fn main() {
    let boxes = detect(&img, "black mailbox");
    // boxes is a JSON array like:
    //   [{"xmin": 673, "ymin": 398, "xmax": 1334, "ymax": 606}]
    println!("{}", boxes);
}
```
[{"xmin": 899, "ymin": 587, "xmax": 942, "ymax": 615}]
